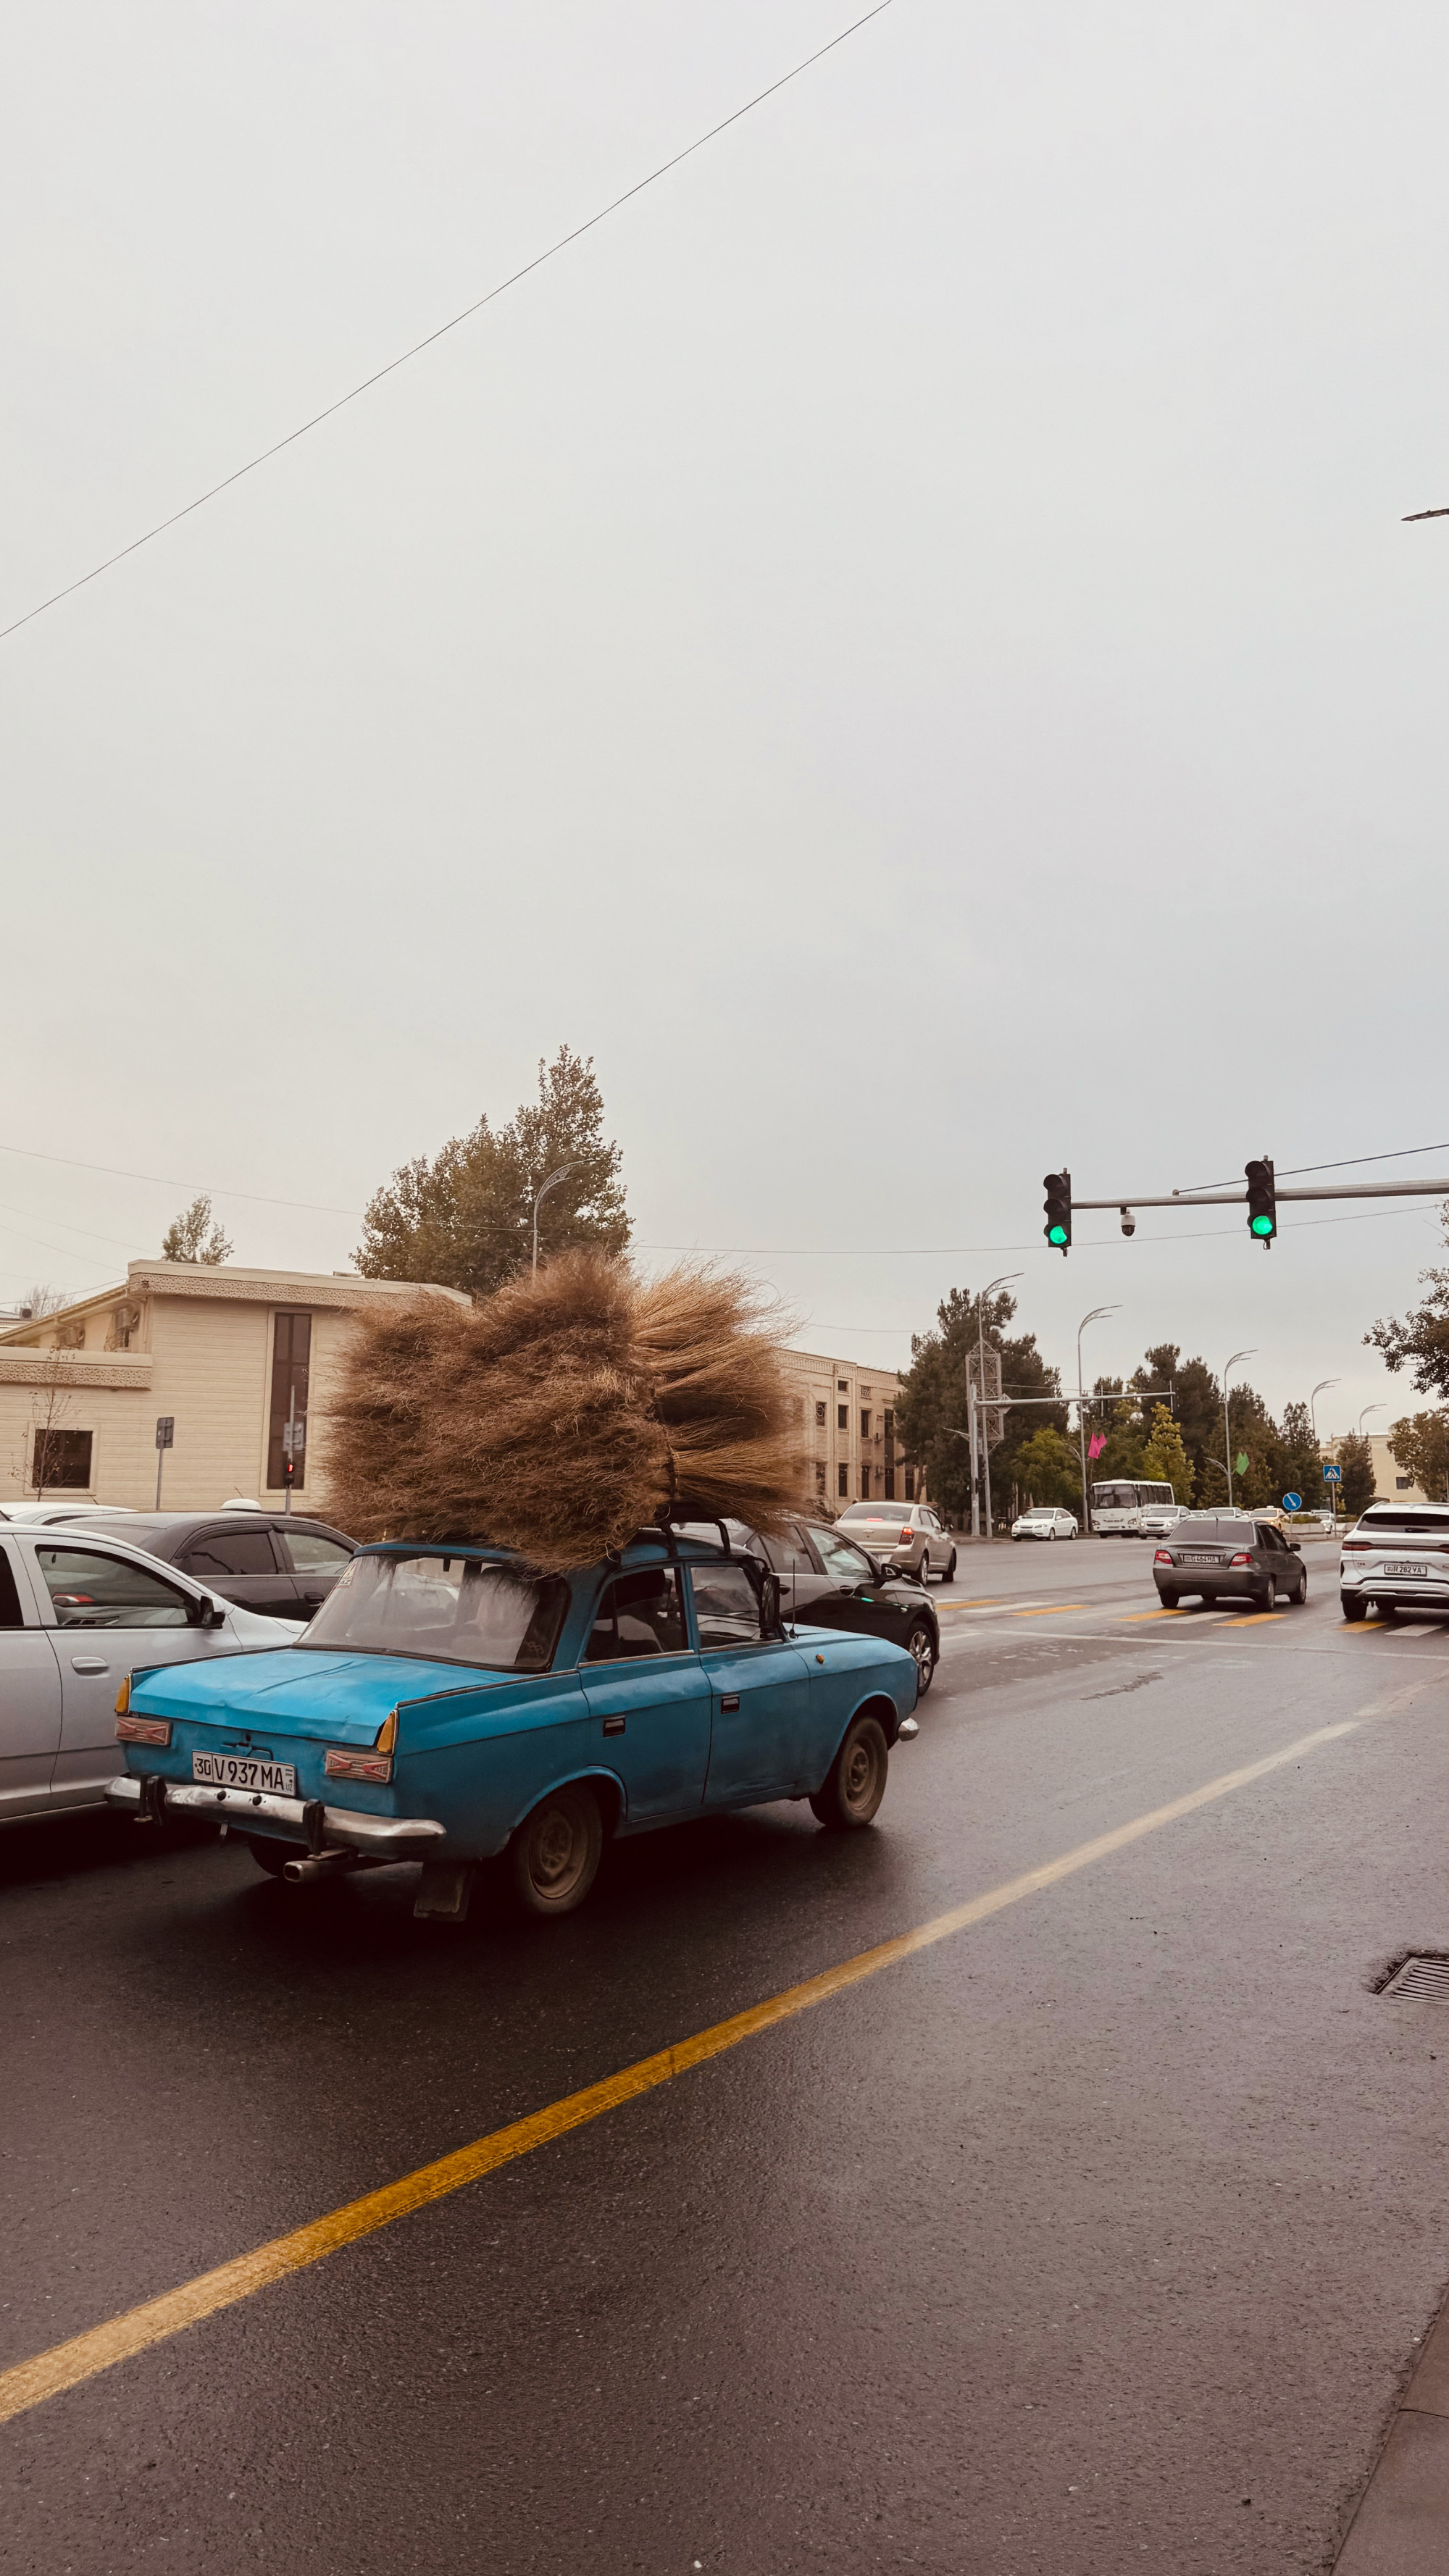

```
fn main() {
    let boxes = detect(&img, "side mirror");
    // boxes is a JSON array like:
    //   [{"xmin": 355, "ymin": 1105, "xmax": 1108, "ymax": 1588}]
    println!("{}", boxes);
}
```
[
  {"xmin": 1289, "ymin": 1540, "xmax": 1302, "ymax": 1554},
  {"xmin": 191, "ymin": 1594, "xmax": 227, "ymax": 1628},
  {"xmin": 759, "ymin": 1572, "xmax": 782, "ymax": 1636}
]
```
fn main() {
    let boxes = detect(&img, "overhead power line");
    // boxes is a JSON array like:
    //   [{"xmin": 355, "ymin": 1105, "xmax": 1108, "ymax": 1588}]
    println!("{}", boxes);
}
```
[{"xmin": 0, "ymin": 1, "xmax": 896, "ymax": 646}]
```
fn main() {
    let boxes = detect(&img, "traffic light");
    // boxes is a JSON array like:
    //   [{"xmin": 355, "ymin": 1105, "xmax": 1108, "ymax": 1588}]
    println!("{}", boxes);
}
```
[
  {"xmin": 1245, "ymin": 1157, "xmax": 1276, "ymax": 1247},
  {"xmin": 1043, "ymin": 1171, "xmax": 1072, "ymax": 1253}
]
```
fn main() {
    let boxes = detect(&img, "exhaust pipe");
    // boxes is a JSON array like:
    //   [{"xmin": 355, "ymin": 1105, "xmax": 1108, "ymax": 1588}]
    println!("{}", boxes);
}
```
[{"xmin": 282, "ymin": 1847, "xmax": 362, "ymax": 1885}]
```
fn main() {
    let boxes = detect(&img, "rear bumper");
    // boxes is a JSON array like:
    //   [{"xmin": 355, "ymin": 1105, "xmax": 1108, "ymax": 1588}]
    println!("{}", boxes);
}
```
[
  {"xmin": 1340, "ymin": 1571, "xmax": 1449, "ymax": 1611},
  {"xmin": 106, "ymin": 1773, "xmax": 445, "ymax": 1855}
]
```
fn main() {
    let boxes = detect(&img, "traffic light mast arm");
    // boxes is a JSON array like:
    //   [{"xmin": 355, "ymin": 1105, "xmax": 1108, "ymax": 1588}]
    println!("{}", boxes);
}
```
[{"xmin": 1066, "ymin": 1178, "xmax": 1449, "ymax": 1208}]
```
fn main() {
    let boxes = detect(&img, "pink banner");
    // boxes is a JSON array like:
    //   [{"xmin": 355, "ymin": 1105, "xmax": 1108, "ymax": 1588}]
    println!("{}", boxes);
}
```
[{"xmin": 1087, "ymin": 1433, "xmax": 1106, "ymax": 1459}]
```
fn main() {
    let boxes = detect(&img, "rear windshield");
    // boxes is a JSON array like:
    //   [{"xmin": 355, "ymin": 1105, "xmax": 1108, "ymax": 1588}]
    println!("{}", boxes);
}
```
[
  {"xmin": 1174, "ymin": 1519, "xmax": 1255, "ymax": 1544},
  {"xmin": 300, "ymin": 1550, "xmax": 567, "ymax": 1671},
  {"xmin": 1358, "ymin": 1511, "xmax": 1449, "ymax": 1535},
  {"xmin": 840, "ymin": 1505, "xmax": 905, "ymax": 1520}
]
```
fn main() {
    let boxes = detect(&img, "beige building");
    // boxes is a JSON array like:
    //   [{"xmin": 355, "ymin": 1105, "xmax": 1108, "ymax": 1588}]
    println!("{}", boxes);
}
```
[
  {"xmin": 1322, "ymin": 1430, "xmax": 1435, "ymax": 1507},
  {"xmin": 0, "ymin": 1263, "xmax": 467, "ymax": 1513},
  {"xmin": 0, "ymin": 1270, "xmax": 919, "ymax": 1523}
]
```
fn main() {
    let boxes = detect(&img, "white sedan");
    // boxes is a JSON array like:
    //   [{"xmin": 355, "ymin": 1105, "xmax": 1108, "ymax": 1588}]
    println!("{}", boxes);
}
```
[
  {"xmin": 1, "ymin": 1523, "xmax": 303, "ymax": 1831},
  {"xmin": 1011, "ymin": 1507, "xmax": 1080, "ymax": 1542}
]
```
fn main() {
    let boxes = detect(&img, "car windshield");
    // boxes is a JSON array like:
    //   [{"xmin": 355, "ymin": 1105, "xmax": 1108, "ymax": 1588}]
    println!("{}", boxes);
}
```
[
  {"xmin": 1091, "ymin": 1485, "xmax": 1137, "ymax": 1508},
  {"xmin": 1175, "ymin": 1520, "xmax": 1255, "ymax": 1545},
  {"xmin": 300, "ymin": 1550, "xmax": 567, "ymax": 1670}
]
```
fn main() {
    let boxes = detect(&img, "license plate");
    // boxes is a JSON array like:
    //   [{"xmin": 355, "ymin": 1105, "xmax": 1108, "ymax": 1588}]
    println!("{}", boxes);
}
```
[
  {"xmin": 1179, "ymin": 1554, "xmax": 1219, "ymax": 1565},
  {"xmin": 1383, "ymin": 1562, "xmax": 1429, "ymax": 1579},
  {"xmin": 192, "ymin": 1752, "xmax": 296, "ymax": 1796}
]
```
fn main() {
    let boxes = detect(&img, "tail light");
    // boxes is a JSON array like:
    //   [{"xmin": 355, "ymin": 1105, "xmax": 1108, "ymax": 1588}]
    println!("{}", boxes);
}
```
[
  {"xmin": 1229, "ymin": 1551, "xmax": 1252, "ymax": 1566},
  {"xmin": 1154, "ymin": 1550, "xmax": 1174, "ymax": 1565},
  {"xmin": 1341, "ymin": 1539, "xmax": 1370, "ymax": 1553},
  {"xmin": 117, "ymin": 1714, "xmax": 172, "ymax": 1747},
  {"xmin": 898, "ymin": 1528, "xmax": 913, "ymax": 1544},
  {"xmin": 324, "ymin": 1747, "xmax": 393, "ymax": 1783}
]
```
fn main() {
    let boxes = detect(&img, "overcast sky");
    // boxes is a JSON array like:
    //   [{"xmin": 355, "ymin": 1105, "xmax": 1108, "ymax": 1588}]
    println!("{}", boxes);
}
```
[{"xmin": 4, "ymin": 0, "xmax": 1448, "ymax": 1439}]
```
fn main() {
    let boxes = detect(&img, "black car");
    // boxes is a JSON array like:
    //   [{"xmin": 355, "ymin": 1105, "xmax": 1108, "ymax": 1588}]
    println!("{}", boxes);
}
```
[
  {"xmin": 42, "ymin": 1511, "xmax": 358, "ymax": 1622},
  {"xmin": 682, "ymin": 1515, "xmax": 941, "ymax": 1691},
  {"xmin": 1151, "ymin": 1513, "xmax": 1307, "ymax": 1610}
]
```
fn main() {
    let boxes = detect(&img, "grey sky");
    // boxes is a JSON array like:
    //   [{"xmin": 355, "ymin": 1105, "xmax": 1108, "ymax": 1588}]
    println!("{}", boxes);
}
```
[{"xmin": 3, "ymin": 0, "xmax": 1446, "ymax": 1441}]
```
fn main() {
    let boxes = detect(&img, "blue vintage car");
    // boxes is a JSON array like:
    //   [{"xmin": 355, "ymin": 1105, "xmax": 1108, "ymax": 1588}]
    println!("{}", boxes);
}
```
[{"xmin": 107, "ymin": 1533, "xmax": 919, "ymax": 1920}]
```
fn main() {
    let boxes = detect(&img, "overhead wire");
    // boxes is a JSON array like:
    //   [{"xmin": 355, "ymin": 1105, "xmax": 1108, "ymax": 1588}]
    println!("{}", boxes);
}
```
[{"xmin": 0, "ymin": 1, "xmax": 896, "ymax": 645}]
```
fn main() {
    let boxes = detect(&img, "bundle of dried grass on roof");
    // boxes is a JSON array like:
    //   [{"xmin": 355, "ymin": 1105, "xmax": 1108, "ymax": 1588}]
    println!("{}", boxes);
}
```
[{"xmin": 325, "ymin": 1249, "xmax": 801, "ymax": 1569}]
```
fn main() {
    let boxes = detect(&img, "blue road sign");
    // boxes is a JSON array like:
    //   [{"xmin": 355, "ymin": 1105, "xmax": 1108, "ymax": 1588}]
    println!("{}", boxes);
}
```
[
  {"xmin": 1323, "ymin": 1463, "xmax": 1342, "ymax": 1484},
  {"xmin": 1282, "ymin": 1491, "xmax": 1303, "ymax": 1513}
]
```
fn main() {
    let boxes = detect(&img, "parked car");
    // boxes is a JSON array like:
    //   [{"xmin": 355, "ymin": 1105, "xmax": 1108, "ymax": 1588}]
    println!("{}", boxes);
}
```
[
  {"xmin": 682, "ymin": 1515, "xmax": 941, "ymax": 1692},
  {"xmin": 0, "ymin": 1524, "xmax": 303, "ymax": 1830},
  {"xmin": 1138, "ymin": 1502, "xmax": 1191, "ymax": 1541},
  {"xmin": 1340, "ymin": 1500, "xmax": 1449, "ymax": 1622},
  {"xmin": 0, "ymin": 1502, "xmax": 136, "ymax": 1524},
  {"xmin": 41, "ymin": 1510, "xmax": 357, "ymax": 1622},
  {"xmin": 1011, "ymin": 1507, "xmax": 1079, "ymax": 1542},
  {"xmin": 1151, "ymin": 1514, "xmax": 1308, "ymax": 1610},
  {"xmin": 835, "ymin": 1501, "xmax": 956, "ymax": 1584},
  {"xmin": 108, "ymin": 1531, "xmax": 921, "ymax": 1920}
]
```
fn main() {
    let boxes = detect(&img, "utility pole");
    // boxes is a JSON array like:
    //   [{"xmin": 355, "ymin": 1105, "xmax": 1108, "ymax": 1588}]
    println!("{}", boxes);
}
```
[
  {"xmin": 974, "ymin": 1272, "xmax": 1021, "ymax": 1542},
  {"xmin": 1222, "ymin": 1350, "xmax": 1256, "ymax": 1507},
  {"xmin": 1077, "ymin": 1307, "xmax": 1120, "ymax": 1535}
]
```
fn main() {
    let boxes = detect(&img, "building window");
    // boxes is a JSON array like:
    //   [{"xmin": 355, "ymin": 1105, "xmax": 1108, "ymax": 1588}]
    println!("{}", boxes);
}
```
[
  {"xmin": 836, "ymin": 1405, "xmax": 848, "ymax": 1432},
  {"xmin": 885, "ymin": 1470, "xmax": 895, "ymax": 1500},
  {"xmin": 33, "ymin": 1427, "xmax": 93, "ymax": 1490},
  {"xmin": 267, "ymin": 1312, "xmax": 312, "ymax": 1490},
  {"xmin": 838, "ymin": 1463, "xmax": 849, "ymax": 1497},
  {"xmin": 905, "ymin": 1467, "xmax": 916, "ymax": 1500},
  {"xmin": 815, "ymin": 1460, "xmax": 826, "ymax": 1494},
  {"xmin": 883, "ymin": 1408, "xmax": 894, "ymax": 1445},
  {"xmin": 815, "ymin": 1402, "xmax": 827, "ymax": 1428},
  {"xmin": 1396, "ymin": 1475, "xmax": 1412, "ymax": 1489},
  {"xmin": 838, "ymin": 1379, "xmax": 848, "ymax": 1392},
  {"xmin": 861, "ymin": 1465, "xmax": 871, "ymax": 1499},
  {"xmin": 860, "ymin": 1410, "xmax": 871, "ymax": 1439}
]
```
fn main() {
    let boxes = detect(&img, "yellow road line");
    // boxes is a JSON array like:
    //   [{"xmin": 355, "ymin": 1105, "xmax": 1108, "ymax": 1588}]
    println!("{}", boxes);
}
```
[
  {"xmin": 0, "ymin": 1715, "xmax": 1364, "ymax": 2432},
  {"xmin": 1118, "ymin": 1608, "xmax": 1186, "ymax": 1623},
  {"xmin": 1218, "ymin": 1610, "xmax": 1287, "ymax": 1628},
  {"xmin": 1011, "ymin": 1603, "xmax": 1089, "ymax": 1618}
]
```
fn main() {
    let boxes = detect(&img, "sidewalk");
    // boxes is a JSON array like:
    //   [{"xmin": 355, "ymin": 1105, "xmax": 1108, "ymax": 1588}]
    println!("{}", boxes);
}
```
[{"xmin": 1336, "ymin": 2288, "xmax": 1449, "ymax": 2570}]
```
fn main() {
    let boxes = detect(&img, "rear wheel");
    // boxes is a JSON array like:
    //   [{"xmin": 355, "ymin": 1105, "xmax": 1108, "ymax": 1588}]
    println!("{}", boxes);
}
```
[
  {"xmin": 1341, "ymin": 1594, "xmax": 1367, "ymax": 1621},
  {"xmin": 905, "ymin": 1623, "xmax": 935, "ymax": 1695},
  {"xmin": 810, "ymin": 1715, "xmax": 888, "ymax": 1830},
  {"xmin": 1377, "ymin": 1599, "xmax": 1398, "ymax": 1621},
  {"xmin": 1158, "ymin": 1589, "xmax": 1180, "ymax": 1609},
  {"xmin": 509, "ymin": 1785, "xmax": 603, "ymax": 1918},
  {"xmin": 245, "ymin": 1836, "xmax": 291, "ymax": 1878}
]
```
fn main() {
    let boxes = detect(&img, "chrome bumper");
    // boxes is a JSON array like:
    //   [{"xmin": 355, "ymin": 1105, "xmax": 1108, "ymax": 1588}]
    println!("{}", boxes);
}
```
[{"xmin": 106, "ymin": 1773, "xmax": 445, "ymax": 1854}]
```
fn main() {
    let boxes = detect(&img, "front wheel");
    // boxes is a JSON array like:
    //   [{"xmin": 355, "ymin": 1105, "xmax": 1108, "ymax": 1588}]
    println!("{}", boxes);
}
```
[
  {"xmin": 509, "ymin": 1784, "xmax": 603, "ymax": 1918},
  {"xmin": 810, "ymin": 1715, "xmax": 888, "ymax": 1831},
  {"xmin": 945, "ymin": 1550, "xmax": 957, "ymax": 1580},
  {"xmin": 1066, "ymin": 1526, "xmax": 1077, "ymax": 1539},
  {"xmin": 1291, "ymin": 1573, "xmax": 1308, "ymax": 1605},
  {"xmin": 905, "ymin": 1623, "xmax": 935, "ymax": 1696},
  {"xmin": 1341, "ymin": 1594, "xmax": 1367, "ymax": 1622}
]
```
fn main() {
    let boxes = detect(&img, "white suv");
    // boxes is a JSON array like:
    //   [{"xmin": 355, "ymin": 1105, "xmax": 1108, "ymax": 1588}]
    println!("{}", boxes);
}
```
[{"xmin": 1340, "ymin": 1502, "xmax": 1449, "ymax": 1623}]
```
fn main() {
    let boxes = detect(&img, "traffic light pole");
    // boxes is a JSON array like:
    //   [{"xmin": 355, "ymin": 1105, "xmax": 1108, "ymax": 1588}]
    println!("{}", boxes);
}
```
[{"xmin": 1069, "ymin": 1179, "xmax": 1449, "ymax": 1210}]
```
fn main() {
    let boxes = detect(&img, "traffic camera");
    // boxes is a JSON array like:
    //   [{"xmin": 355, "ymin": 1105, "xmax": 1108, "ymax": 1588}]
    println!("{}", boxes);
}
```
[
  {"xmin": 1245, "ymin": 1158, "xmax": 1276, "ymax": 1247},
  {"xmin": 1043, "ymin": 1171, "xmax": 1072, "ymax": 1253}
]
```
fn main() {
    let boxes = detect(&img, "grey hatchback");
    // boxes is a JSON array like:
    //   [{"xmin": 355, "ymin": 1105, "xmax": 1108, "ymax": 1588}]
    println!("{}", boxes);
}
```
[{"xmin": 1151, "ymin": 1513, "xmax": 1307, "ymax": 1610}]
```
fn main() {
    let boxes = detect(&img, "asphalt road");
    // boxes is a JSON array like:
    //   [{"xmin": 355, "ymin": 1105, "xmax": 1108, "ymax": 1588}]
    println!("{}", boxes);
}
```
[{"xmin": 5, "ymin": 1531, "xmax": 1449, "ymax": 2574}]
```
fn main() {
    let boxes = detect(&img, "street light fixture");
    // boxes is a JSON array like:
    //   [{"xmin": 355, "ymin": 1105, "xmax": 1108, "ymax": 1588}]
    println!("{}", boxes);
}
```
[
  {"xmin": 1222, "ymin": 1349, "xmax": 1256, "ymax": 1508},
  {"xmin": 1076, "ymin": 1305, "xmax": 1122, "ymax": 1536},
  {"xmin": 530, "ymin": 1162, "xmax": 585, "ymax": 1280},
  {"xmin": 974, "ymin": 1272, "xmax": 1023, "ymax": 1542},
  {"xmin": 1308, "ymin": 1378, "xmax": 1340, "ymax": 1452}
]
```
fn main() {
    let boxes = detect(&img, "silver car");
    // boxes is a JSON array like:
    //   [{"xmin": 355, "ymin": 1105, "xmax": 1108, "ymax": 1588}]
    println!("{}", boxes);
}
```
[
  {"xmin": 0, "ymin": 1523, "xmax": 303, "ymax": 1831},
  {"xmin": 835, "ymin": 1501, "xmax": 956, "ymax": 1584}
]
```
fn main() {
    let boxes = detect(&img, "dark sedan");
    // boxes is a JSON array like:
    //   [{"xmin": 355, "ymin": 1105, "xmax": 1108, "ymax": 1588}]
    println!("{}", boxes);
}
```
[
  {"xmin": 682, "ymin": 1515, "xmax": 941, "ymax": 1691},
  {"xmin": 1152, "ymin": 1513, "xmax": 1307, "ymax": 1610},
  {"xmin": 41, "ymin": 1511, "xmax": 357, "ymax": 1622}
]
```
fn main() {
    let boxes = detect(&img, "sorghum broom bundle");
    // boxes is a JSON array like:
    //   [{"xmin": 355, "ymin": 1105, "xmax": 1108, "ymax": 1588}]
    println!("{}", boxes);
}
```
[{"xmin": 325, "ymin": 1249, "xmax": 801, "ymax": 1569}]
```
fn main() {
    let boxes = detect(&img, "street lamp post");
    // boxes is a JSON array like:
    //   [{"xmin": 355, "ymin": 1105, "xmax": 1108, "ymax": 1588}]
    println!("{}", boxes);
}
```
[
  {"xmin": 976, "ymin": 1272, "xmax": 1022, "ymax": 1542},
  {"xmin": 1358, "ymin": 1402, "xmax": 1386, "ymax": 1507},
  {"xmin": 1222, "ymin": 1349, "xmax": 1256, "ymax": 1507},
  {"xmin": 1309, "ymin": 1378, "xmax": 1341, "ymax": 1525},
  {"xmin": 530, "ymin": 1162, "xmax": 585, "ymax": 1281},
  {"xmin": 1076, "ymin": 1305, "xmax": 1122, "ymax": 1536}
]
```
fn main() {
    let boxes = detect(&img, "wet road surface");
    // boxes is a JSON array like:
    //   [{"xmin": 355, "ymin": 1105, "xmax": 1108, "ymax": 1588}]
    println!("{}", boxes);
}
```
[{"xmin": 5, "ymin": 1534, "xmax": 1449, "ymax": 2572}]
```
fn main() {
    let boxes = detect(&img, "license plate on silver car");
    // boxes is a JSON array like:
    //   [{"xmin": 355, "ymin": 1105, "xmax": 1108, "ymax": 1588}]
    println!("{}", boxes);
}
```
[
  {"xmin": 1383, "ymin": 1562, "xmax": 1429, "ymax": 1579},
  {"xmin": 1180, "ymin": 1553, "xmax": 1219, "ymax": 1565},
  {"xmin": 192, "ymin": 1752, "xmax": 296, "ymax": 1796}
]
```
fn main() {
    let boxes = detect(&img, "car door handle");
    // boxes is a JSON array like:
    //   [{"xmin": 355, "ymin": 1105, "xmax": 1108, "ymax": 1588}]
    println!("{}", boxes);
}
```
[
  {"xmin": 70, "ymin": 1656, "xmax": 109, "ymax": 1676},
  {"xmin": 719, "ymin": 1694, "xmax": 740, "ymax": 1713},
  {"xmin": 601, "ymin": 1715, "xmax": 625, "ymax": 1736}
]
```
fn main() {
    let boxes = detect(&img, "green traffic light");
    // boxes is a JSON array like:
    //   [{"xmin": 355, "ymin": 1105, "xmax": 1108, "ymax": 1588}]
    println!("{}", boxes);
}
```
[
  {"xmin": 1250, "ymin": 1214, "xmax": 1274, "ymax": 1237},
  {"xmin": 1048, "ymin": 1224, "xmax": 1069, "ymax": 1245}
]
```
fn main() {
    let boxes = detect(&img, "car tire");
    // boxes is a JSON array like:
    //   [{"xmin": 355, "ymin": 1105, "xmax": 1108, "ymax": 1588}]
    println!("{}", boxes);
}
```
[
  {"xmin": 509, "ymin": 1783, "xmax": 604, "ymax": 1918},
  {"xmin": 1260, "ymin": 1577, "xmax": 1276, "ymax": 1613},
  {"xmin": 1376, "ymin": 1600, "xmax": 1398, "ymax": 1621},
  {"xmin": 1341, "ymin": 1594, "xmax": 1366, "ymax": 1621},
  {"xmin": 1066, "ymin": 1526, "xmax": 1077, "ymax": 1540},
  {"xmin": 1292, "ymin": 1573, "xmax": 1308, "ymax": 1605},
  {"xmin": 1158, "ymin": 1589, "xmax": 1179, "ymax": 1609},
  {"xmin": 946, "ymin": 1550, "xmax": 957, "ymax": 1579},
  {"xmin": 905, "ymin": 1623, "xmax": 935, "ymax": 1695},
  {"xmin": 809, "ymin": 1714, "xmax": 889, "ymax": 1831},
  {"xmin": 245, "ymin": 1836, "xmax": 291, "ymax": 1877},
  {"xmin": 1199, "ymin": 1591, "xmax": 1217, "ymax": 1607}
]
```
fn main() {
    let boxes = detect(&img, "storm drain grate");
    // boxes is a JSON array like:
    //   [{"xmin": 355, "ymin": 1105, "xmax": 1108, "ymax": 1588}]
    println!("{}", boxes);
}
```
[{"xmin": 1381, "ymin": 1956, "xmax": 1449, "ymax": 2002}]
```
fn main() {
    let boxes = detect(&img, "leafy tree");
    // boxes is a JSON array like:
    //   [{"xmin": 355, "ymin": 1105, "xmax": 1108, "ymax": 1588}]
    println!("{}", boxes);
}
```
[
  {"xmin": 1279, "ymin": 1400, "xmax": 1321, "ymax": 1507},
  {"xmin": 162, "ymin": 1195, "xmax": 233, "ymax": 1264},
  {"xmin": 1335, "ymin": 1432, "xmax": 1377, "ymax": 1519},
  {"xmin": 893, "ymin": 1284, "xmax": 1066, "ymax": 1523},
  {"xmin": 1014, "ymin": 1425, "xmax": 1081, "ymax": 1512},
  {"xmin": 1139, "ymin": 1404, "xmax": 1193, "ymax": 1502},
  {"xmin": 1366, "ymin": 1211, "xmax": 1449, "ymax": 1397},
  {"xmin": 1388, "ymin": 1412, "xmax": 1449, "ymax": 1505},
  {"xmin": 356, "ymin": 1047, "xmax": 630, "ymax": 1297}
]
